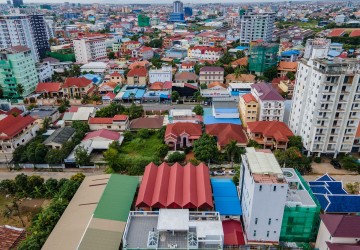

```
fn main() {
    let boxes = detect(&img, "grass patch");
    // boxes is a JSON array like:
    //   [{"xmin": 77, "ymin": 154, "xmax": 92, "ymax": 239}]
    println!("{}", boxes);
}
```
[{"xmin": 121, "ymin": 135, "xmax": 163, "ymax": 158}]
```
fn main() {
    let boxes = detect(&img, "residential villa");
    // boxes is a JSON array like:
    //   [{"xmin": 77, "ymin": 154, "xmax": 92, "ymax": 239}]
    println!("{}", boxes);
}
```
[
  {"xmin": 62, "ymin": 77, "xmax": 94, "ymax": 98},
  {"xmin": 164, "ymin": 122, "xmax": 202, "ymax": 150}
]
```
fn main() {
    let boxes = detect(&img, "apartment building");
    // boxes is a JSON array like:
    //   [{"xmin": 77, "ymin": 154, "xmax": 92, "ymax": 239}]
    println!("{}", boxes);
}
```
[
  {"xmin": 149, "ymin": 65, "xmax": 172, "ymax": 84},
  {"xmin": 0, "ymin": 46, "xmax": 38, "ymax": 97},
  {"xmin": 289, "ymin": 39, "xmax": 360, "ymax": 157},
  {"xmin": 239, "ymin": 148, "xmax": 288, "ymax": 244},
  {"xmin": 239, "ymin": 10, "xmax": 275, "ymax": 45},
  {"xmin": 248, "ymin": 42, "xmax": 279, "ymax": 75},
  {"xmin": 28, "ymin": 14, "xmax": 50, "ymax": 59},
  {"xmin": 251, "ymin": 83, "xmax": 285, "ymax": 121},
  {"xmin": 239, "ymin": 93, "xmax": 258, "ymax": 127},
  {"xmin": 0, "ymin": 14, "xmax": 39, "ymax": 61},
  {"xmin": 187, "ymin": 46, "xmax": 223, "ymax": 61},
  {"xmin": 73, "ymin": 35, "xmax": 107, "ymax": 64},
  {"xmin": 199, "ymin": 66, "xmax": 224, "ymax": 85}
]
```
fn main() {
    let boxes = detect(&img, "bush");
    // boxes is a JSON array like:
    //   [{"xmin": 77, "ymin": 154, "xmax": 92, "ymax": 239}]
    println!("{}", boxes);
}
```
[
  {"xmin": 314, "ymin": 157, "xmax": 322, "ymax": 163},
  {"xmin": 137, "ymin": 129, "xmax": 151, "ymax": 139},
  {"xmin": 167, "ymin": 152, "xmax": 186, "ymax": 163},
  {"xmin": 188, "ymin": 158, "xmax": 200, "ymax": 165}
]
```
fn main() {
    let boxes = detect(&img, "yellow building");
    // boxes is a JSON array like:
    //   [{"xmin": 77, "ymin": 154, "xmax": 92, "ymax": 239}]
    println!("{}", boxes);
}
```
[{"xmin": 239, "ymin": 93, "xmax": 258, "ymax": 127}]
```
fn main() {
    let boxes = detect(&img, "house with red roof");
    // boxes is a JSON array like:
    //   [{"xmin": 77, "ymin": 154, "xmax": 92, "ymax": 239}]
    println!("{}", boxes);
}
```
[
  {"xmin": 315, "ymin": 214, "xmax": 360, "ymax": 250},
  {"xmin": 206, "ymin": 123, "xmax": 248, "ymax": 150},
  {"xmin": 222, "ymin": 220, "xmax": 246, "ymax": 247},
  {"xmin": 0, "ymin": 115, "xmax": 39, "ymax": 161},
  {"xmin": 88, "ymin": 114, "xmax": 129, "ymax": 131},
  {"xmin": 164, "ymin": 122, "xmax": 202, "ymax": 150},
  {"xmin": 277, "ymin": 61, "xmax": 298, "ymax": 77},
  {"xmin": 188, "ymin": 46, "xmax": 224, "ymax": 61},
  {"xmin": 239, "ymin": 93, "xmax": 259, "ymax": 127},
  {"xmin": 35, "ymin": 82, "xmax": 62, "ymax": 98},
  {"xmin": 62, "ymin": 77, "xmax": 94, "ymax": 98},
  {"xmin": 109, "ymin": 72, "xmax": 124, "ymax": 85},
  {"xmin": 246, "ymin": 121, "xmax": 294, "ymax": 149},
  {"xmin": 131, "ymin": 46, "xmax": 154, "ymax": 60},
  {"xmin": 121, "ymin": 40, "xmax": 141, "ymax": 54},
  {"xmin": 136, "ymin": 162, "xmax": 213, "ymax": 210},
  {"xmin": 127, "ymin": 67, "xmax": 148, "ymax": 86}
]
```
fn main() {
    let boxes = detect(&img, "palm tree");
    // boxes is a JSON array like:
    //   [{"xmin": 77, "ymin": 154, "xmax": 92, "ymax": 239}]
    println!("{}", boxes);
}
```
[
  {"xmin": 234, "ymin": 67, "xmax": 241, "ymax": 79},
  {"xmin": 225, "ymin": 140, "xmax": 240, "ymax": 168},
  {"xmin": 16, "ymin": 84, "xmax": 24, "ymax": 97}
]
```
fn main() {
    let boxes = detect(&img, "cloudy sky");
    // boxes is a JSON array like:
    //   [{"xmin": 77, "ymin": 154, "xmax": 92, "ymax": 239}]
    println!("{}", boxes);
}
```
[{"xmin": 5, "ymin": 0, "xmax": 303, "ymax": 4}]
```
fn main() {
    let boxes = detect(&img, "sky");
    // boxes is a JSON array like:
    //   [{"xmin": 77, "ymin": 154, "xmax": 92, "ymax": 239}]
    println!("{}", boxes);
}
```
[{"xmin": 5, "ymin": 0, "xmax": 305, "ymax": 4}]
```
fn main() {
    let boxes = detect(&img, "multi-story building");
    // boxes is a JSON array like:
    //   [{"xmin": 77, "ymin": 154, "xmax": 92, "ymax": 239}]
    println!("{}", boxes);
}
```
[
  {"xmin": 0, "ymin": 46, "xmax": 38, "ymax": 97},
  {"xmin": 173, "ymin": 0, "xmax": 183, "ymax": 13},
  {"xmin": 149, "ymin": 65, "xmax": 172, "ymax": 84},
  {"xmin": 0, "ymin": 14, "xmax": 39, "ymax": 62},
  {"xmin": 239, "ymin": 10, "xmax": 275, "ymax": 45},
  {"xmin": 251, "ymin": 83, "xmax": 285, "ymax": 121},
  {"xmin": 239, "ymin": 93, "xmax": 258, "ymax": 127},
  {"xmin": 120, "ymin": 41, "xmax": 141, "ymax": 55},
  {"xmin": 169, "ymin": 1, "xmax": 185, "ymax": 22},
  {"xmin": 138, "ymin": 14, "xmax": 150, "ymax": 27},
  {"xmin": 187, "ymin": 46, "xmax": 223, "ymax": 61},
  {"xmin": 62, "ymin": 77, "xmax": 94, "ymax": 98},
  {"xmin": 131, "ymin": 46, "xmax": 154, "ymax": 60},
  {"xmin": 0, "ymin": 114, "xmax": 39, "ymax": 162},
  {"xmin": 248, "ymin": 42, "xmax": 279, "ymax": 75},
  {"xmin": 12, "ymin": 0, "xmax": 23, "ymax": 8},
  {"xmin": 28, "ymin": 14, "xmax": 51, "ymax": 59},
  {"xmin": 199, "ymin": 66, "xmax": 224, "ymax": 85},
  {"xmin": 73, "ymin": 35, "xmax": 107, "ymax": 64},
  {"xmin": 36, "ymin": 61, "xmax": 53, "ymax": 82},
  {"xmin": 289, "ymin": 39, "xmax": 360, "ymax": 157},
  {"xmin": 127, "ymin": 67, "xmax": 148, "ymax": 86},
  {"xmin": 239, "ymin": 147, "xmax": 288, "ymax": 244}
]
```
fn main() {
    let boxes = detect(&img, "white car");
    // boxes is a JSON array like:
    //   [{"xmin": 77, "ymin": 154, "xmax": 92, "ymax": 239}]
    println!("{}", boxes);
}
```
[
  {"xmin": 214, "ymin": 170, "xmax": 225, "ymax": 176},
  {"xmin": 228, "ymin": 170, "xmax": 236, "ymax": 175}
]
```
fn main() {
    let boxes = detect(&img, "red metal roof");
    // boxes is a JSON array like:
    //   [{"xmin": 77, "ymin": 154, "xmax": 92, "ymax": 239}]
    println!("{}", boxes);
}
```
[
  {"xmin": 0, "ymin": 225, "xmax": 26, "ymax": 250},
  {"xmin": 113, "ymin": 114, "xmax": 128, "ymax": 121},
  {"xmin": 136, "ymin": 162, "xmax": 213, "ymax": 209},
  {"xmin": 83, "ymin": 129, "xmax": 120, "ymax": 141},
  {"xmin": 222, "ymin": 220, "xmax": 245, "ymax": 246},
  {"xmin": 0, "ymin": 115, "xmax": 35, "ymax": 139},
  {"xmin": 349, "ymin": 30, "xmax": 360, "ymax": 37},
  {"xmin": 247, "ymin": 121, "xmax": 293, "ymax": 142},
  {"xmin": 63, "ymin": 77, "xmax": 92, "ymax": 88},
  {"xmin": 328, "ymin": 29, "xmax": 345, "ymax": 37},
  {"xmin": 127, "ymin": 67, "xmax": 148, "ymax": 77},
  {"xmin": 88, "ymin": 117, "xmax": 113, "ymax": 124},
  {"xmin": 165, "ymin": 122, "xmax": 202, "ymax": 140},
  {"xmin": 6, "ymin": 107, "xmax": 23, "ymax": 116},
  {"xmin": 206, "ymin": 123, "xmax": 248, "ymax": 146},
  {"xmin": 35, "ymin": 82, "xmax": 62, "ymax": 93},
  {"xmin": 321, "ymin": 214, "xmax": 360, "ymax": 238}
]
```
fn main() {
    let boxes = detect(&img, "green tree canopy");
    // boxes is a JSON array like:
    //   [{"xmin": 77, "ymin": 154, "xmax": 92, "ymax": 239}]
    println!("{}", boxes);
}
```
[
  {"xmin": 193, "ymin": 133, "xmax": 219, "ymax": 163},
  {"xmin": 75, "ymin": 146, "xmax": 91, "ymax": 166},
  {"xmin": 193, "ymin": 105, "xmax": 204, "ymax": 115}
]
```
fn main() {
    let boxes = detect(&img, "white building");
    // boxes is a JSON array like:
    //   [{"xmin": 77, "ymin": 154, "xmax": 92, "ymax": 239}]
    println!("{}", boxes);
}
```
[
  {"xmin": 239, "ymin": 148, "xmax": 288, "ymax": 244},
  {"xmin": 187, "ymin": 46, "xmax": 224, "ymax": 61},
  {"xmin": 315, "ymin": 214, "xmax": 360, "ymax": 250},
  {"xmin": 73, "ymin": 35, "xmax": 107, "ymax": 64},
  {"xmin": 334, "ymin": 14, "xmax": 348, "ymax": 24},
  {"xmin": 80, "ymin": 62, "xmax": 107, "ymax": 75},
  {"xmin": 251, "ymin": 83, "xmax": 285, "ymax": 121},
  {"xmin": 239, "ymin": 11, "xmax": 275, "ymax": 45},
  {"xmin": 0, "ymin": 14, "xmax": 39, "ymax": 61},
  {"xmin": 149, "ymin": 65, "xmax": 172, "ymax": 84},
  {"xmin": 289, "ymin": 39, "xmax": 360, "ymax": 157},
  {"xmin": 36, "ymin": 61, "xmax": 53, "ymax": 82}
]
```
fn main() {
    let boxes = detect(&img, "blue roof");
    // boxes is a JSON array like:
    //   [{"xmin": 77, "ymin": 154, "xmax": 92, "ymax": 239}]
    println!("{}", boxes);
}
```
[
  {"xmin": 309, "ymin": 174, "xmax": 360, "ymax": 213},
  {"xmin": 214, "ymin": 108, "xmax": 239, "ymax": 114},
  {"xmin": 330, "ymin": 43, "xmax": 342, "ymax": 46},
  {"xmin": 281, "ymin": 50, "xmax": 300, "ymax": 56},
  {"xmin": 328, "ymin": 50, "xmax": 341, "ymax": 57},
  {"xmin": 235, "ymin": 46, "xmax": 249, "ymax": 51},
  {"xmin": 203, "ymin": 116, "xmax": 241, "ymax": 125},
  {"xmin": 211, "ymin": 179, "xmax": 242, "ymax": 216}
]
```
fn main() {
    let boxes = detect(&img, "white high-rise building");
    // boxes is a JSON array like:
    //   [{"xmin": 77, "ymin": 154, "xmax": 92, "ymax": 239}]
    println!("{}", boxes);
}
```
[
  {"xmin": 73, "ymin": 35, "xmax": 107, "ymax": 64},
  {"xmin": 173, "ymin": 0, "xmax": 183, "ymax": 13},
  {"xmin": 239, "ymin": 11, "xmax": 275, "ymax": 45},
  {"xmin": 0, "ymin": 14, "xmax": 39, "ymax": 61},
  {"xmin": 239, "ymin": 148, "xmax": 288, "ymax": 244},
  {"xmin": 289, "ymin": 38, "xmax": 360, "ymax": 157}
]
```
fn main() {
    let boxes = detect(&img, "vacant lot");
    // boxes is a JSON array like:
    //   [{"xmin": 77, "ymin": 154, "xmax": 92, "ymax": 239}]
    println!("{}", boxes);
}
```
[{"xmin": 120, "ymin": 134, "xmax": 163, "ymax": 159}]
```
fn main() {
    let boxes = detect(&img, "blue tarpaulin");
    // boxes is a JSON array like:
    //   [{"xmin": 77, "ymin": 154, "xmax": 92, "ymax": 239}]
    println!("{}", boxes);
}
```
[{"xmin": 211, "ymin": 179, "xmax": 242, "ymax": 216}]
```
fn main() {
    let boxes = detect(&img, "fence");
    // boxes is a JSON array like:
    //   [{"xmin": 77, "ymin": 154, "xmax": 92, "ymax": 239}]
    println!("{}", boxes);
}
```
[{"xmin": 17, "ymin": 163, "xmax": 65, "ymax": 169}]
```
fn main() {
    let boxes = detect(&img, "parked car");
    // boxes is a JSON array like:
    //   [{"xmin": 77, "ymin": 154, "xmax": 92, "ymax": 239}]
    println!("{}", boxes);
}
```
[
  {"xmin": 330, "ymin": 159, "xmax": 341, "ymax": 169},
  {"xmin": 228, "ymin": 170, "xmax": 236, "ymax": 175},
  {"xmin": 209, "ymin": 171, "xmax": 215, "ymax": 176},
  {"xmin": 214, "ymin": 170, "xmax": 225, "ymax": 176}
]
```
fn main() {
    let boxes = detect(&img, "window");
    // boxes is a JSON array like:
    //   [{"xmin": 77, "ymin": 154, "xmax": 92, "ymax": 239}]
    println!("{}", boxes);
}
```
[
  {"xmin": 266, "ymin": 231, "xmax": 270, "ymax": 237},
  {"xmin": 268, "ymin": 218, "xmax": 271, "ymax": 225},
  {"xmin": 253, "ymin": 230, "xmax": 256, "ymax": 237},
  {"xmin": 255, "ymin": 218, "xmax": 258, "ymax": 225},
  {"xmin": 273, "ymin": 186, "xmax": 276, "ymax": 191},
  {"xmin": 259, "ymin": 185, "xmax": 262, "ymax": 191}
]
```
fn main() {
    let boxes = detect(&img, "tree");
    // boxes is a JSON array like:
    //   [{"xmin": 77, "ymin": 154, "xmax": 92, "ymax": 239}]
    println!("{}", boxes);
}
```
[
  {"xmin": 200, "ymin": 83, "xmax": 207, "ymax": 89},
  {"xmin": 108, "ymin": 51, "xmax": 116, "ymax": 59},
  {"xmin": 157, "ymin": 144, "xmax": 169, "ymax": 158},
  {"xmin": 263, "ymin": 66, "xmax": 278, "ymax": 81},
  {"xmin": 247, "ymin": 139, "xmax": 261, "ymax": 148},
  {"xmin": 171, "ymin": 90, "xmax": 180, "ymax": 102},
  {"xmin": 16, "ymin": 84, "xmax": 24, "ymax": 97},
  {"xmin": 126, "ymin": 103, "xmax": 144, "ymax": 119},
  {"xmin": 70, "ymin": 173, "xmax": 85, "ymax": 182},
  {"xmin": 167, "ymin": 152, "xmax": 186, "ymax": 163},
  {"xmin": 274, "ymin": 147, "xmax": 312, "ymax": 174},
  {"xmin": 193, "ymin": 105, "xmax": 204, "ymax": 115},
  {"xmin": 148, "ymin": 38, "xmax": 163, "ymax": 48},
  {"xmin": 340, "ymin": 155, "xmax": 360, "ymax": 173},
  {"xmin": 70, "ymin": 65, "xmax": 81, "ymax": 77},
  {"xmin": 75, "ymin": 146, "xmax": 91, "ymax": 166},
  {"xmin": 218, "ymin": 52, "xmax": 233, "ymax": 64},
  {"xmin": 104, "ymin": 147, "xmax": 122, "ymax": 172},
  {"xmin": 346, "ymin": 182, "xmax": 359, "ymax": 194},
  {"xmin": 225, "ymin": 140, "xmax": 241, "ymax": 168},
  {"xmin": 193, "ymin": 133, "xmax": 219, "ymax": 163},
  {"xmin": 137, "ymin": 128, "xmax": 151, "ymax": 139},
  {"xmin": 286, "ymin": 71, "xmax": 296, "ymax": 81},
  {"xmin": 288, "ymin": 136, "xmax": 303, "ymax": 151},
  {"xmin": 236, "ymin": 50, "xmax": 245, "ymax": 59}
]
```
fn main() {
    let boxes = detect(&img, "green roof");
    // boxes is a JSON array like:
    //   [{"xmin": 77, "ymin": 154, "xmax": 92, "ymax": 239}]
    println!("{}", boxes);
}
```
[{"xmin": 93, "ymin": 174, "xmax": 138, "ymax": 222}]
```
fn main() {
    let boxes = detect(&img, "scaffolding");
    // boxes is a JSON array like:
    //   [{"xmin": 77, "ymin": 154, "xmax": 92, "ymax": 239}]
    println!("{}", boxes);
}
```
[
  {"xmin": 280, "ymin": 169, "xmax": 321, "ymax": 243},
  {"xmin": 248, "ymin": 42, "xmax": 279, "ymax": 74}
]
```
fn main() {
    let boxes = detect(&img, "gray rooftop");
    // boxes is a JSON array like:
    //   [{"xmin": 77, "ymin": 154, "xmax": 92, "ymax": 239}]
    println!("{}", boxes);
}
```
[
  {"xmin": 43, "ymin": 127, "xmax": 76, "ymax": 145},
  {"xmin": 28, "ymin": 108, "xmax": 58, "ymax": 119}
]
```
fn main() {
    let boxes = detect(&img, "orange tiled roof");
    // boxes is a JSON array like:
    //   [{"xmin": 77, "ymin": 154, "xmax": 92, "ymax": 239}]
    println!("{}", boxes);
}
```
[
  {"xmin": 242, "ymin": 93, "xmax": 257, "ymax": 103},
  {"xmin": 278, "ymin": 61, "xmax": 298, "ymax": 72}
]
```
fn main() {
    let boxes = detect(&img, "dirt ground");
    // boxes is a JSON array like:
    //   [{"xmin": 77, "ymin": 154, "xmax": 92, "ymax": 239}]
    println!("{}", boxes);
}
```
[{"xmin": 0, "ymin": 195, "xmax": 49, "ymax": 228}]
